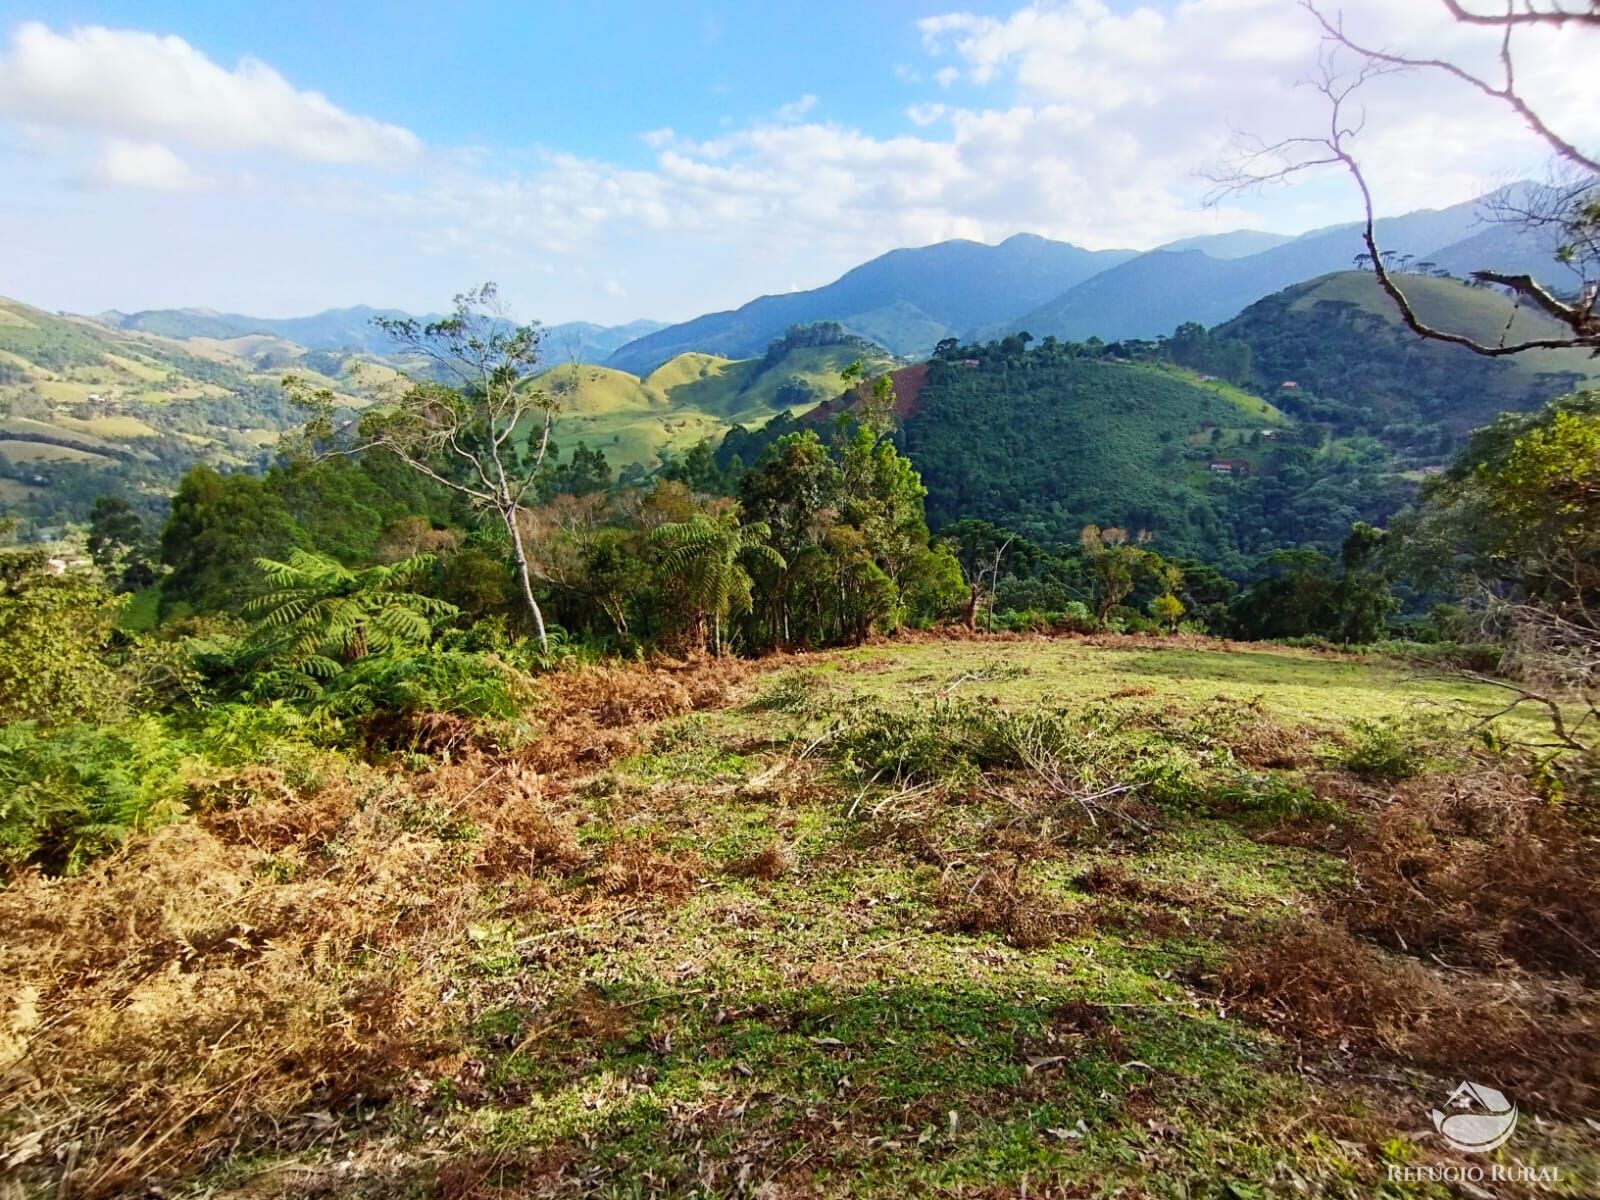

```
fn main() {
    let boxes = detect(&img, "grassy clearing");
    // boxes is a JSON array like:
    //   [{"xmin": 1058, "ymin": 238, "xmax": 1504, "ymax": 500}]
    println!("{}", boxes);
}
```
[
  {"xmin": 3, "ymin": 637, "xmax": 1595, "ymax": 1198},
  {"xmin": 0, "ymin": 439, "xmax": 111, "ymax": 463}
]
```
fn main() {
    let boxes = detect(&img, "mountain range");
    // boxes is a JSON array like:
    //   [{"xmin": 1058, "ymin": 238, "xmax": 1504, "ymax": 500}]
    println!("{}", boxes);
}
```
[
  {"xmin": 604, "ymin": 187, "xmax": 1562, "ymax": 371},
  {"xmin": 95, "ymin": 306, "xmax": 667, "ymax": 362},
  {"xmin": 602, "ymin": 235, "xmax": 1135, "ymax": 374},
  {"xmin": 74, "ymin": 187, "xmax": 1556, "ymax": 379}
]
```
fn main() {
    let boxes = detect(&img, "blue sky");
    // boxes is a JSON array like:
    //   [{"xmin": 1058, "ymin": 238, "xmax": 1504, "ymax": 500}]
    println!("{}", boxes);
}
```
[{"xmin": 0, "ymin": 1, "xmax": 1591, "ymax": 325}]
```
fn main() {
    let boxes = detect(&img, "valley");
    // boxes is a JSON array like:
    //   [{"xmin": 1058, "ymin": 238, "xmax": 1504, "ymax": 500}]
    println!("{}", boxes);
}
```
[{"xmin": 4, "ymin": 7, "xmax": 1598, "ymax": 1200}]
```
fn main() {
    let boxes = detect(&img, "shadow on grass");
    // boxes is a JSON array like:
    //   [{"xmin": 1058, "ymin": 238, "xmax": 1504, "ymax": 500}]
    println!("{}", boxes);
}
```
[
  {"xmin": 435, "ymin": 977, "xmax": 1341, "ymax": 1198},
  {"xmin": 1113, "ymin": 650, "xmax": 1381, "ymax": 691}
]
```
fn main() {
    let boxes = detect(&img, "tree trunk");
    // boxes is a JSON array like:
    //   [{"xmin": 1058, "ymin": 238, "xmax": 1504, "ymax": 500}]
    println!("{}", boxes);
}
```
[{"xmin": 503, "ymin": 505, "xmax": 549, "ymax": 652}]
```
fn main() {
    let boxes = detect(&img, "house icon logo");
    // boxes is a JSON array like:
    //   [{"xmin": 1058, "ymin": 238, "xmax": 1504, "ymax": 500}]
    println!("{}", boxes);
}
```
[{"xmin": 1431, "ymin": 1081, "xmax": 1518, "ymax": 1153}]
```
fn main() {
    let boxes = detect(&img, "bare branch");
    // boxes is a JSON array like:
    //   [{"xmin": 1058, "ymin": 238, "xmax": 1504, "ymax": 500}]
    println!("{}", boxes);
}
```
[
  {"xmin": 1308, "ymin": 1, "xmax": 1599, "ymax": 175},
  {"xmin": 1441, "ymin": 0, "xmax": 1600, "ymax": 29},
  {"xmin": 1212, "ymin": 10, "xmax": 1599, "ymax": 358}
]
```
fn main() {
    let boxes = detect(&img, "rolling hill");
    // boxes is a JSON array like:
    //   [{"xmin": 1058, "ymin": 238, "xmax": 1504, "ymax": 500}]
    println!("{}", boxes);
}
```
[
  {"xmin": 536, "ymin": 340, "xmax": 895, "ymax": 469},
  {"xmin": 603, "ymin": 234, "xmax": 1135, "ymax": 374},
  {"xmin": 1219, "ymin": 270, "xmax": 1600, "ymax": 436},
  {"xmin": 0, "ymin": 296, "xmax": 361, "ymax": 529},
  {"xmin": 96, "ymin": 306, "xmax": 665, "ymax": 362}
]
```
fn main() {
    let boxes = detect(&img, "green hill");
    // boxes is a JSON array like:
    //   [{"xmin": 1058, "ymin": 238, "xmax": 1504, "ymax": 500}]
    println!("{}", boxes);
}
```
[
  {"xmin": 1220, "ymin": 270, "xmax": 1599, "ymax": 438},
  {"xmin": 0, "ymin": 297, "xmax": 349, "ymax": 529},
  {"xmin": 898, "ymin": 348, "xmax": 1305, "ymax": 563},
  {"xmin": 889, "ymin": 273, "xmax": 1596, "ymax": 566},
  {"xmin": 535, "ymin": 342, "xmax": 893, "ymax": 469}
]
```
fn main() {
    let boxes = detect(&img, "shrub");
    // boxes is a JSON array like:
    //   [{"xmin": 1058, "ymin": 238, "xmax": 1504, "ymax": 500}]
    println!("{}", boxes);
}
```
[
  {"xmin": 744, "ymin": 669, "xmax": 831, "ymax": 716},
  {"xmin": 1055, "ymin": 601, "xmax": 1098, "ymax": 634},
  {"xmin": 1337, "ymin": 715, "xmax": 1443, "ymax": 780},
  {"xmin": 0, "ymin": 552, "xmax": 128, "ymax": 726},
  {"xmin": 0, "ymin": 717, "xmax": 191, "ymax": 874},
  {"xmin": 1208, "ymin": 771, "xmax": 1341, "ymax": 824}
]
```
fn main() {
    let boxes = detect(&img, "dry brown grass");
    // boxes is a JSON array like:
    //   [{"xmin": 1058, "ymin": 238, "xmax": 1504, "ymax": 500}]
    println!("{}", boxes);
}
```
[
  {"xmin": 595, "ymin": 835, "xmax": 703, "ymax": 900},
  {"xmin": 0, "ymin": 797, "xmax": 469, "ymax": 1198},
  {"xmin": 1342, "ymin": 763, "xmax": 1600, "ymax": 980},
  {"xmin": 728, "ymin": 842, "xmax": 792, "ymax": 880},
  {"xmin": 0, "ymin": 658, "xmax": 756, "ymax": 1199},
  {"xmin": 1218, "ymin": 758, "xmax": 1600, "ymax": 1112},
  {"xmin": 1218, "ymin": 922, "xmax": 1453, "ymax": 1053},
  {"xmin": 936, "ymin": 856, "xmax": 1071, "ymax": 950}
]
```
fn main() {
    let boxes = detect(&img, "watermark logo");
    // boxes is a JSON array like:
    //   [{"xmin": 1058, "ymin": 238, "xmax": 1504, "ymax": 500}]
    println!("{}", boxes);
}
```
[
  {"xmin": 1431, "ymin": 1081, "xmax": 1518, "ymax": 1153},
  {"xmin": 1388, "ymin": 1080, "xmax": 1568, "ymax": 1186}
]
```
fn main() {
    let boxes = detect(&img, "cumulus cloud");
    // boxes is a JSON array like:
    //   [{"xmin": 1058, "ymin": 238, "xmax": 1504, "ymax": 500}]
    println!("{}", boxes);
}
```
[
  {"xmin": 441, "ymin": 0, "xmax": 1597, "ymax": 267},
  {"xmin": 0, "ymin": 21, "xmax": 421, "ymax": 166},
  {"xmin": 86, "ymin": 138, "xmax": 210, "ymax": 190},
  {"xmin": 5, "ymin": 2, "xmax": 1597, "ymax": 322}
]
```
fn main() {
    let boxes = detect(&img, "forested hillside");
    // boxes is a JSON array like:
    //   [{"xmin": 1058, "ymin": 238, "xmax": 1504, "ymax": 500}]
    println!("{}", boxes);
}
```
[
  {"xmin": 0, "ymin": 297, "xmax": 330, "ymax": 529},
  {"xmin": 1220, "ymin": 271, "xmax": 1599, "ymax": 437}
]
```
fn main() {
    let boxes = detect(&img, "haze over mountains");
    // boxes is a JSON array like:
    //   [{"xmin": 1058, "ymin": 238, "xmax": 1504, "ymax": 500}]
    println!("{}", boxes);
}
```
[
  {"xmin": 70, "ymin": 188, "xmax": 1553, "ymax": 380},
  {"xmin": 606, "ymin": 187, "xmax": 1558, "ymax": 372},
  {"xmin": 96, "ymin": 306, "xmax": 668, "ymax": 362},
  {"xmin": 601, "ymin": 235, "xmax": 1135, "ymax": 374}
]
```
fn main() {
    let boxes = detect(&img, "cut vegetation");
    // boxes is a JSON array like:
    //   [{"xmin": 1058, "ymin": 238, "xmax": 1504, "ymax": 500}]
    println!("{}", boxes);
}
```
[{"xmin": 3, "ymin": 635, "xmax": 1594, "ymax": 1198}]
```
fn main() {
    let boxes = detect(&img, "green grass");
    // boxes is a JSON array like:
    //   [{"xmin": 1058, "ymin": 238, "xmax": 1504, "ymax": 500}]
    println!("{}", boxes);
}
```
[
  {"xmin": 253, "ymin": 637, "xmax": 1582, "ymax": 1197},
  {"xmin": 0, "ymin": 438, "xmax": 111, "ymax": 463},
  {"xmin": 809, "ymin": 638, "xmax": 1542, "ymax": 735}
]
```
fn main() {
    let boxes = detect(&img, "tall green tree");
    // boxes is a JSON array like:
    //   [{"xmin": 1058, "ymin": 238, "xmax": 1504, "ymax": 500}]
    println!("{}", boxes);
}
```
[
  {"xmin": 0, "ymin": 549, "xmax": 126, "ymax": 725},
  {"xmin": 87, "ymin": 495, "xmax": 157, "ymax": 591},
  {"xmin": 289, "ymin": 284, "xmax": 559, "ymax": 649},
  {"xmin": 160, "ymin": 466, "xmax": 302, "ymax": 618}
]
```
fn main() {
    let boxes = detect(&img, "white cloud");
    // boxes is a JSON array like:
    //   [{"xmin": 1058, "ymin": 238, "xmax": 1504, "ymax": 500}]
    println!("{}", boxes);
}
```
[
  {"xmin": 4, "ymin": 2, "xmax": 1597, "ymax": 324},
  {"xmin": 773, "ymin": 94, "xmax": 818, "ymax": 123},
  {"xmin": 0, "ymin": 22, "xmax": 421, "ymax": 166},
  {"xmin": 389, "ymin": 0, "xmax": 1596, "ymax": 319},
  {"xmin": 87, "ymin": 138, "xmax": 209, "ymax": 190}
]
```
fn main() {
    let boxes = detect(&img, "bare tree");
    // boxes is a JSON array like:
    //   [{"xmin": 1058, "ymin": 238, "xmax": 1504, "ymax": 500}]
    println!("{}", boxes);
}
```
[
  {"xmin": 288, "ymin": 284, "xmax": 560, "ymax": 650},
  {"xmin": 1212, "ymin": 1, "xmax": 1598, "ymax": 357}
]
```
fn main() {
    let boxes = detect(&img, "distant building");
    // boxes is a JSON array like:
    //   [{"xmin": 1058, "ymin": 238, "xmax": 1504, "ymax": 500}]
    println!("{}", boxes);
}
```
[
  {"xmin": 960, "ymin": 358, "xmax": 980, "ymax": 367},
  {"xmin": 1259, "ymin": 428, "xmax": 1278, "ymax": 438},
  {"xmin": 1208, "ymin": 459, "xmax": 1251, "ymax": 475},
  {"xmin": 1280, "ymin": 380, "xmax": 1299, "ymax": 389}
]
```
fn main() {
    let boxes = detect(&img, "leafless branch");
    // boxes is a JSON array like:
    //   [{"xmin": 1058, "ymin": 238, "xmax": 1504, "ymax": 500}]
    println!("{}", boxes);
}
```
[
  {"xmin": 1441, "ymin": 0, "xmax": 1599, "ymax": 29},
  {"xmin": 1212, "ymin": 7, "xmax": 1599, "ymax": 357},
  {"xmin": 1310, "ymin": 1, "xmax": 1598, "ymax": 175}
]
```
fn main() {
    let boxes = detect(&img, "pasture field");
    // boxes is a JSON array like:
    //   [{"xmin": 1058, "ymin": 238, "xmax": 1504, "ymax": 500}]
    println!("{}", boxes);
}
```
[{"xmin": 3, "ymin": 635, "xmax": 1594, "ymax": 1199}]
